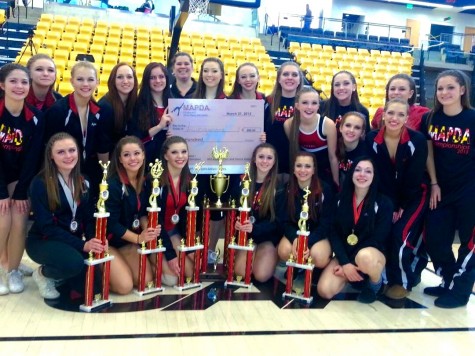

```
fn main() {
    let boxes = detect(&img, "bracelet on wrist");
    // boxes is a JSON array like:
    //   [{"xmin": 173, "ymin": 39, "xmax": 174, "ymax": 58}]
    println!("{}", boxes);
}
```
[{"xmin": 431, "ymin": 183, "xmax": 438, "ymax": 186}]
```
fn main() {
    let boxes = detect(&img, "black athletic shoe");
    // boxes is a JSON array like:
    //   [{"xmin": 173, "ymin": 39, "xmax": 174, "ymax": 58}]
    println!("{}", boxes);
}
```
[
  {"xmin": 357, "ymin": 286, "xmax": 377, "ymax": 304},
  {"xmin": 434, "ymin": 290, "xmax": 469, "ymax": 309},
  {"xmin": 423, "ymin": 285, "xmax": 446, "ymax": 297}
]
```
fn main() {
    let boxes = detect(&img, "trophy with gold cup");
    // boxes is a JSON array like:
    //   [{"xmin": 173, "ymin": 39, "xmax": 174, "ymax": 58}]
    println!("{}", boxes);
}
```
[
  {"xmin": 210, "ymin": 146, "xmax": 230, "ymax": 207},
  {"xmin": 175, "ymin": 162, "xmax": 205, "ymax": 291},
  {"xmin": 282, "ymin": 187, "xmax": 315, "ymax": 304},
  {"xmin": 80, "ymin": 161, "xmax": 115, "ymax": 312},
  {"xmin": 134, "ymin": 159, "xmax": 167, "ymax": 296},
  {"xmin": 225, "ymin": 163, "xmax": 255, "ymax": 289}
]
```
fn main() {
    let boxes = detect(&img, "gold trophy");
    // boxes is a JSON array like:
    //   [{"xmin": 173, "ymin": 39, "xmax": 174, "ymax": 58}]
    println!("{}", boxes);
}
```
[
  {"xmin": 135, "ymin": 159, "xmax": 166, "ymax": 296},
  {"xmin": 210, "ymin": 146, "xmax": 230, "ymax": 207},
  {"xmin": 80, "ymin": 161, "xmax": 115, "ymax": 312},
  {"xmin": 175, "ymin": 162, "xmax": 205, "ymax": 291},
  {"xmin": 225, "ymin": 163, "xmax": 255, "ymax": 289},
  {"xmin": 282, "ymin": 186, "xmax": 315, "ymax": 304}
]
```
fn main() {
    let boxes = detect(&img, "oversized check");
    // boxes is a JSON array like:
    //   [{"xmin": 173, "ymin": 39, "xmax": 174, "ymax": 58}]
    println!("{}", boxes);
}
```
[{"xmin": 168, "ymin": 99, "xmax": 264, "ymax": 174}]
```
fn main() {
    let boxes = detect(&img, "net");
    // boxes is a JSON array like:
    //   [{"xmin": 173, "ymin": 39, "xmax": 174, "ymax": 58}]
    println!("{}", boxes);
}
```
[{"xmin": 189, "ymin": 0, "xmax": 210, "ymax": 14}]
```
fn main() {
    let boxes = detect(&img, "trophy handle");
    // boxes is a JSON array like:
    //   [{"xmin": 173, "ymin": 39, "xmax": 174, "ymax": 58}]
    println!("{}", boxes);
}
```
[{"xmin": 210, "ymin": 176, "xmax": 216, "ymax": 194}]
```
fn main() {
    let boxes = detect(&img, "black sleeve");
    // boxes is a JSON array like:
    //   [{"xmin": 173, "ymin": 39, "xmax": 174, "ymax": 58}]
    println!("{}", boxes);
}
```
[
  {"xmin": 400, "ymin": 133, "xmax": 428, "ymax": 209},
  {"xmin": 158, "ymin": 187, "xmax": 178, "ymax": 261},
  {"xmin": 96, "ymin": 98, "xmax": 115, "ymax": 154},
  {"xmin": 44, "ymin": 101, "xmax": 67, "ymax": 144},
  {"xmin": 105, "ymin": 178, "xmax": 128, "ymax": 242},
  {"xmin": 308, "ymin": 183, "xmax": 334, "ymax": 247},
  {"xmin": 13, "ymin": 111, "xmax": 45, "ymax": 200},
  {"xmin": 357, "ymin": 196, "xmax": 393, "ymax": 253},
  {"xmin": 359, "ymin": 105, "xmax": 370, "ymax": 131},
  {"xmin": 328, "ymin": 201, "xmax": 352, "ymax": 265},
  {"xmin": 28, "ymin": 177, "xmax": 86, "ymax": 252}
]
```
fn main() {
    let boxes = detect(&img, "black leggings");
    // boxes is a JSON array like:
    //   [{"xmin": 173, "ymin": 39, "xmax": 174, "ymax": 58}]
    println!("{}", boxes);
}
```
[{"xmin": 26, "ymin": 238, "xmax": 102, "ymax": 294}]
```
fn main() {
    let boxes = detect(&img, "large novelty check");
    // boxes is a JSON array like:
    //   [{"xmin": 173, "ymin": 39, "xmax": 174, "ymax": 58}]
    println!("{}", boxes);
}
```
[{"xmin": 168, "ymin": 99, "xmax": 264, "ymax": 174}]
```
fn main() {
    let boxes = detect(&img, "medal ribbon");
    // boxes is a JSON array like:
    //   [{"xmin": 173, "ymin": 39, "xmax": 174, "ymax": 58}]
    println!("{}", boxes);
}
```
[
  {"xmin": 58, "ymin": 174, "xmax": 77, "ymax": 224},
  {"xmin": 168, "ymin": 173, "xmax": 181, "ymax": 215},
  {"xmin": 352, "ymin": 193, "xmax": 365, "ymax": 226}
]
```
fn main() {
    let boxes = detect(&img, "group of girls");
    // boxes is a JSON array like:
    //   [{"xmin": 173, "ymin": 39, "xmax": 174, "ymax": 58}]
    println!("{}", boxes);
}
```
[{"xmin": 0, "ymin": 51, "xmax": 472, "ymax": 309}]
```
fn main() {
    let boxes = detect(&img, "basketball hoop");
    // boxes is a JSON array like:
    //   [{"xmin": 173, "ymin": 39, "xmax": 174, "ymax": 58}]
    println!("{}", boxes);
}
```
[{"xmin": 189, "ymin": 0, "xmax": 210, "ymax": 15}]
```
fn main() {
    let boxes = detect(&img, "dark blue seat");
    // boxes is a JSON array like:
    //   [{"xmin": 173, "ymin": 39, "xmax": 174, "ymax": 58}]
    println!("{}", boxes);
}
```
[
  {"xmin": 389, "ymin": 37, "xmax": 400, "ymax": 44},
  {"xmin": 400, "ymin": 38, "xmax": 410, "ymax": 46},
  {"xmin": 312, "ymin": 28, "xmax": 324, "ymax": 37},
  {"xmin": 357, "ymin": 34, "xmax": 368, "ymax": 41},
  {"xmin": 323, "ymin": 30, "xmax": 335, "ymax": 37},
  {"xmin": 379, "ymin": 36, "xmax": 389, "ymax": 42},
  {"xmin": 368, "ymin": 35, "xmax": 378, "ymax": 42},
  {"xmin": 335, "ymin": 31, "xmax": 345, "ymax": 38},
  {"xmin": 347, "ymin": 33, "xmax": 357, "ymax": 40}
]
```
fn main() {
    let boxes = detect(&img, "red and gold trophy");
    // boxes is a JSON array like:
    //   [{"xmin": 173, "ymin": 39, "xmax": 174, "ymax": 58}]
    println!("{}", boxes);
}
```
[
  {"xmin": 225, "ymin": 163, "xmax": 255, "ymax": 289},
  {"xmin": 282, "ymin": 187, "xmax": 315, "ymax": 304},
  {"xmin": 80, "ymin": 161, "xmax": 115, "ymax": 312},
  {"xmin": 135, "ymin": 159, "xmax": 166, "ymax": 296},
  {"xmin": 175, "ymin": 161, "xmax": 205, "ymax": 291}
]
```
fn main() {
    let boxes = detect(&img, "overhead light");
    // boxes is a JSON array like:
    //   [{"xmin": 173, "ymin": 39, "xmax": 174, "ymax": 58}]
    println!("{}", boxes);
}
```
[{"xmin": 387, "ymin": 0, "xmax": 453, "ymax": 9}]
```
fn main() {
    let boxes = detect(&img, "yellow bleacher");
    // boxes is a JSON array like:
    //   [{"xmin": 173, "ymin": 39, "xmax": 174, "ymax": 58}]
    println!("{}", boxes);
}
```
[{"xmin": 289, "ymin": 41, "xmax": 414, "ymax": 118}]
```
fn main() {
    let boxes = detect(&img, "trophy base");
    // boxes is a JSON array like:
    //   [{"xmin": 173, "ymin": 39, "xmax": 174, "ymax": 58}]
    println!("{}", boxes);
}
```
[
  {"xmin": 79, "ymin": 299, "xmax": 112, "ymax": 312},
  {"xmin": 134, "ymin": 286, "xmax": 165, "ymax": 297},
  {"xmin": 84, "ymin": 255, "xmax": 114, "ymax": 266},
  {"xmin": 174, "ymin": 282, "xmax": 202, "ymax": 292},
  {"xmin": 224, "ymin": 280, "xmax": 253, "ymax": 289},
  {"xmin": 282, "ymin": 292, "xmax": 313, "ymax": 304},
  {"xmin": 137, "ymin": 247, "xmax": 166, "ymax": 255},
  {"xmin": 178, "ymin": 245, "xmax": 204, "ymax": 253},
  {"xmin": 227, "ymin": 244, "xmax": 255, "ymax": 252},
  {"xmin": 285, "ymin": 261, "xmax": 314, "ymax": 270}
]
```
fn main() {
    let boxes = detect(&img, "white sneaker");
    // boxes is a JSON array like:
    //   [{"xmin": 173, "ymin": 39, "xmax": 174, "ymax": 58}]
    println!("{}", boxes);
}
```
[
  {"xmin": 7, "ymin": 269, "xmax": 24, "ymax": 293},
  {"xmin": 18, "ymin": 263, "xmax": 34, "ymax": 277},
  {"xmin": 0, "ymin": 269, "xmax": 8, "ymax": 295},
  {"xmin": 33, "ymin": 268, "xmax": 60, "ymax": 299}
]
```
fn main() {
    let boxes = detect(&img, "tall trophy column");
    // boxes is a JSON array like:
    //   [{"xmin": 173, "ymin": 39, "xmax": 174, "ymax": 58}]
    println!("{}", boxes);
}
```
[
  {"xmin": 80, "ymin": 161, "xmax": 115, "ymax": 312},
  {"xmin": 225, "ymin": 163, "xmax": 255, "ymax": 288},
  {"xmin": 282, "ymin": 187, "xmax": 315, "ymax": 304},
  {"xmin": 175, "ymin": 162, "xmax": 205, "ymax": 291},
  {"xmin": 135, "ymin": 159, "xmax": 166, "ymax": 296}
]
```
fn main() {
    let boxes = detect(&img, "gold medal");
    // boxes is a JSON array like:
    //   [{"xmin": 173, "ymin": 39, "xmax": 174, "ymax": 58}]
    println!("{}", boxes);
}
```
[{"xmin": 347, "ymin": 233, "xmax": 358, "ymax": 246}]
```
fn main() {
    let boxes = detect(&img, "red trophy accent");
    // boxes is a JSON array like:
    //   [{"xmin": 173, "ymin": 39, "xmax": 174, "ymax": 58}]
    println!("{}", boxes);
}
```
[
  {"xmin": 80, "ymin": 161, "xmax": 115, "ymax": 312},
  {"xmin": 225, "ymin": 163, "xmax": 255, "ymax": 289},
  {"xmin": 283, "ymin": 186, "xmax": 315, "ymax": 304},
  {"xmin": 135, "ymin": 159, "xmax": 166, "ymax": 296},
  {"xmin": 175, "ymin": 161, "xmax": 205, "ymax": 291}
]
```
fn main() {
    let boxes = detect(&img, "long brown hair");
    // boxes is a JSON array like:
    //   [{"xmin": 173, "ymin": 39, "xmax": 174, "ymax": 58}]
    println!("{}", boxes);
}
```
[
  {"xmin": 287, "ymin": 151, "xmax": 322, "ymax": 223},
  {"xmin": 160, "ymin": 136, "xmax": 191, "ymax": 193},
  {"xmin": 193, "ymin": 57, "xmax": 225, "ymax": 99},
  {"xmin": 41, "ymin": 133, "xmax": 86, "ymax": 211},
  {"xmin": 103, "ymin": 62, "xmax": 138, "ymax": 137},
  {"xmin": 268, "ymin": 61, "xmax": 303, "ymax": 122},
  {"xmin": 249, "ymin": 143, "xmax": 279, "ymax": 220},
  {"xmin": 288, "ymin": 86, "xmax": 320, "ymax": 170},
  {"xmin": 336, "ymin": 111, "xmax": 366, "ymax": 161},
  {"xmin": 229, "ymin": 62, "xmax": 260, "ymax": 99},
  {"xmin": 136, "ymin": 62, "xmax": 171, "ymax": 132},
  {"xmin": 108, "ymin": 136, "xmax": 146, "ymax": 195}
]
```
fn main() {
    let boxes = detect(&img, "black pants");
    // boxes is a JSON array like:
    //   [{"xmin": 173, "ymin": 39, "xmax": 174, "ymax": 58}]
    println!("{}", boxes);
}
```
[
  {"xmin": 425, "ymin": 184, "xmax": 475, "ymax": 299},
  {"xmin": 26, "ymin": 238, "xmax": 102, "ymax": 295},
  {"xmin": 386, "ymin": 185, "xmax": 429, "ymax": 290}
]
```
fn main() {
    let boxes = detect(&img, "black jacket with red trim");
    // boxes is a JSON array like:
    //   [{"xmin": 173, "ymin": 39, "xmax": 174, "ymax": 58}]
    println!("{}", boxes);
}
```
[{"xmin": 365, "ymin": 127, "xmax": 428, "ymax": 211}]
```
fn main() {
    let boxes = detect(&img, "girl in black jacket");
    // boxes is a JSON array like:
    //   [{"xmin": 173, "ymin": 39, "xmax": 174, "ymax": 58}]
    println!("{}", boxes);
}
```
[{"xmin": 317, "ymin": 157, "xmax": 393, "ymax": 303}]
